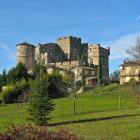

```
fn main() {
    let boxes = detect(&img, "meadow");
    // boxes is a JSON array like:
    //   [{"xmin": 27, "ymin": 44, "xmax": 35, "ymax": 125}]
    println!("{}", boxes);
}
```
[{"xmin": 0, "ymin": 84, "xmax": 140, "ymax": 139}]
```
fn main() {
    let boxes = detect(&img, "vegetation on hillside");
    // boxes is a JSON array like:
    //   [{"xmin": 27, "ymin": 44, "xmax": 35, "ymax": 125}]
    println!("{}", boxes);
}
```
[{"xmin": 0, "ymin": 125, "xmax": 80, "ymax": 140}]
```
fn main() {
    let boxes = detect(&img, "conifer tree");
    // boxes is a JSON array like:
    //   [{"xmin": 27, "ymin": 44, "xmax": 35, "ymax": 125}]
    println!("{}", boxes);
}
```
[
  {"xmin": 28, "ymin": 74, "xmax": 54, "ymax": 125},
  {"xmin": 97, "ymin": 57, "xmax": 102, "ymax": 86}
]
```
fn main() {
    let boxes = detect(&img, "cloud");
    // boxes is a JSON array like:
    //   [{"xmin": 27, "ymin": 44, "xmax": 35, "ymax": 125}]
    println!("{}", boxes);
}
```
[
  {"xmin": 103, "ymin": 32, "xmax": 140, "ymax": 61},
  {"xmin": 0, "ymin": 43, "xmax": 15, "ymax": 60}
]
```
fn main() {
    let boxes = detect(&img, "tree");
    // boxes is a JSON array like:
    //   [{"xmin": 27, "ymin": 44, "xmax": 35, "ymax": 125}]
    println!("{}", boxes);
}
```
[
  {"xmin": 0, "ymin": 69, "xmax": 7, "ymax": 91},
  {"xmin": 97, "ymin": 57, "xmax": 102, "ymax": 85},
  {"xmin": 32, "ymin": 64, "xmax": 46, "ymax": 79},
  {"xmin": 28, "ymin": 74, "xmax": 54, "ymax": 125},
  {"xmin": 7, "ymin": 63, "xmax": 29, "ymax": 83},
  {"xmin": 110, "ymin": 70, "xmax": 120, "ymax": 83},
  {"xmin": 126, "ymin": 37, "xmax": 140, "ymax": 60}
]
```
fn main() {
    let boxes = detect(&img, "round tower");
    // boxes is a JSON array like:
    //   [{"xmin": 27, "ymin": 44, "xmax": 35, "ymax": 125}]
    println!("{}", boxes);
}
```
[{"xmin": 16, "ymin": 42, "xmax": 35, "ymax": 70}]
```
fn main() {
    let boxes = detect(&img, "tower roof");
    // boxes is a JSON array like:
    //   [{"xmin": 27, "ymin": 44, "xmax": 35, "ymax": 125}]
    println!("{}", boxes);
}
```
[{"xmin": 16, "ymin": 42, "xmax": 34, "ymax": 47}]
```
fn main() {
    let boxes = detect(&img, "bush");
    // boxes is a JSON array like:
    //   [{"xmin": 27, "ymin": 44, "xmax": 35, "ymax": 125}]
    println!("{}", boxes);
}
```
[
  {"xmin": 0, "ymin": 125, "xmax": 81, "ymax": 140},
  {"xmin": 1, "ymin": 79, "xmax": 30, "ymax": 104},
  {"xmin": 1, "ymin": 85, "xmax": 17, "ymax": 104},
  {"xmin": 0, "ymin": 98, "xmax": 3, "ymax": 105},
  {"xmin": 127, "ymin": 78, "xmax": 138, "ymax": 87},
  {"xmin": 47, "ymin": 72, "xmax": 68, "ymax": 98}
]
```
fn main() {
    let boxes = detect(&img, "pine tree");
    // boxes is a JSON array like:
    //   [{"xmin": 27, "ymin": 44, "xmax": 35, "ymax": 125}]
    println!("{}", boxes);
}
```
[
  {"xmin": 28, "ymin": 74, "xmax": 54, "ymax": 125},
  {"xmin": 97, "ymin": 57, "xmax": 102, "ymax": 86}
]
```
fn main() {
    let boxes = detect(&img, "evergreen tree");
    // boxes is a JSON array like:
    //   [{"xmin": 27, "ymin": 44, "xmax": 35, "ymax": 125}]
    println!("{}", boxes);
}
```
[
  {"xmin": 28, "ymin": 74, "xmax": 54, "ymax": 125},
  {"xmin": 0, "ymin": 69, "xmax": 7, "ymax": 91},
  {"xmin": 97, "ymin": 57, "xmax": 102, "ymax": 86},
  {"xmin": 7, "ymin": 63, "xmax": 29, "ymax": 83}
]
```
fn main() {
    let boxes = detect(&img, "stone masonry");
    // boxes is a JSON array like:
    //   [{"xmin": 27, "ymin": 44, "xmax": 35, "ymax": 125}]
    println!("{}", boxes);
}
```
[{"xmin": 16, "ymin": 36, "xmax": 110, "ymax": 83}]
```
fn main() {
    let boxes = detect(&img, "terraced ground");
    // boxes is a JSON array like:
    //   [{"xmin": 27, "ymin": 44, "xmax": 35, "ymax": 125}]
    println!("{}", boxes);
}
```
[{"xmin": 0, "ymin": 84, "xmax": 140, "ymax": 139}]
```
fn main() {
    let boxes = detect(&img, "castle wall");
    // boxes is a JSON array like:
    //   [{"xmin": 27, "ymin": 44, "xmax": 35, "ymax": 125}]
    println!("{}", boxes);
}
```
[{"xmin": 35, "ymin": 43, "xmax": 67, "ymax": 64}]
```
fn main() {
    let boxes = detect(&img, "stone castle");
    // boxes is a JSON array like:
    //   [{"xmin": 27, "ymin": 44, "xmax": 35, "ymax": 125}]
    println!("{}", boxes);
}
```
[{"xmin": 16, "ymin": 36, "xmax": 110, "ymax": 86}]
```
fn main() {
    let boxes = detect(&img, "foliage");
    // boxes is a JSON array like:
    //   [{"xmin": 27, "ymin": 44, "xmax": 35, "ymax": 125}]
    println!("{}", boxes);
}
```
[
  {"xmin": 0, "ymin": 125, "xmax": 80, "ymax": 140},
  {"xmin": 32, "ymin": 64, "xmax": 46, "ymax": 79},
  {"xmin": 47, "ymin": 72, "xmax": 68, "ymax": 98},
  {"xmin": 28, "ymin": 74, "xmax": 54, "ymax": 125},
  {"xmin": 0, "ymin": 69, "xmax": 7, "ymax": 92},
  {"xmin": 7, "ymin": 63, "xmax": 29, "ymax": 83},
  {"xmin": 126, "ymin": 37, "xmax": 140, "ymax": 60},
  {"xmin": 0, "ymin": 79, "xmax": 30, "ymax": 104},
  {"xmin": 97, "ymin": 57, "xmax": 102, "ymax": 85},
  {"xmin": 110, "ymin": 70, "xmax": 120, "ymax": 83},
  {"xmin": 0, "ymin": 98, "xmax": 3, "ymax": 105},
  {"xmin": 0, "ymin": 85, "xmax": 139, "ymax": 139},
  {"xmin": 127, "ymin": 78, "xmax": 138, "ymax": 87}
]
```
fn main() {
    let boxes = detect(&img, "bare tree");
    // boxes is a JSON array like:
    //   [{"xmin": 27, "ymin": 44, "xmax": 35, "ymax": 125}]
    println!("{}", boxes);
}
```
[
  {"xmin": 110, "ymin": 70, "xmax": 120, "ymax": 83},
  {"xmin": 126, "ymin": 37, "xmax": 140, "ymax": 60}
]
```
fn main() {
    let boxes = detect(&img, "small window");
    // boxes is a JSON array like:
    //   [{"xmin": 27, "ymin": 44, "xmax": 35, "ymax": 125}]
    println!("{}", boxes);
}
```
[
  {"xmin": 45, "ymin": 48, "xmax": 47, "ymax": 52},
  {"xmin": 90, "ymin": 58, "xmax": 93, "ymax": 64},
  {"xmin": 51, "ymin": 50, "xmax": 54, "ymax": 54},
  {"xmin": 90, "ymin": 48, "xmax": 92, "ymax": 52}
]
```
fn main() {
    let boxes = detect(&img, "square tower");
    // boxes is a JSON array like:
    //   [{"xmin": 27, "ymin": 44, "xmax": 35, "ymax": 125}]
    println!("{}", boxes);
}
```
[{"xmin": 56, "ymin": 36, "xmax": 81, "ymax": 61}]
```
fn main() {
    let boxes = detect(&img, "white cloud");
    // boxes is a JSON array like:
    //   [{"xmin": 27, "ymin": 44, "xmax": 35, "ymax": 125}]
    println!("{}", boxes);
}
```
[
  {"xmin": 0, "ymin": 43, "xmax": 15, "ymax": 60},
  {"xmin": 103, "ymin": 32, "xmax": 140, "ymax": 61}
]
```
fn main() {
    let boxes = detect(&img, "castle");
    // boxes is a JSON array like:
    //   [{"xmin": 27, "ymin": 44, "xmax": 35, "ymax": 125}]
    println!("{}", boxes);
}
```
[{"xmin": 16, "ymin": 36, "xmax": 110, "ymax": 87}]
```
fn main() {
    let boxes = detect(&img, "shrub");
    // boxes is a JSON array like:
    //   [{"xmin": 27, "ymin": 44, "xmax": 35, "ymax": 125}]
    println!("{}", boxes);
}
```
[
  {"xmin": 1, "ymin": 85, "xmax": 17, "ymax": 104},
  {"xmin": 0, "ymin": 125, "xmax": 81, "ymax": 140},
  {"xmin": 127, "ymin": 78, "xmax": 138, "ymax": 87},
  {"xmin": 1, "ymin": 79, "xmax": 30, "ymax": 104},
  {"xmin": 0, "ymin": 98, "xmax": 3, "ymax": 105},
  {"xmin": 47, "ymin": 72, "xmax": 68, "ymax": 98}
]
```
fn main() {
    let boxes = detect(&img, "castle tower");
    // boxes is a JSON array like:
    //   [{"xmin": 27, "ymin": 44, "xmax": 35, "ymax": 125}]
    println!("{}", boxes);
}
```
[
  {"xmin": 88, "ymin": 44, "xmax": 110, "ymax": 83},
  {"xmin": 16, "ymin": 42, "xmax": 35, "ymax": 70},
  {"xmin": 56, "ymin": 36, "xmax": 81, "ymax": 61}
]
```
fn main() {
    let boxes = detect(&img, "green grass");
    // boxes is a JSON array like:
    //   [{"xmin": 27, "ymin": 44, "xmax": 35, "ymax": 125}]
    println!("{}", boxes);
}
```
[{"xmin": 0, "ymin": 84, "xmax": 140, "ymax": 139}]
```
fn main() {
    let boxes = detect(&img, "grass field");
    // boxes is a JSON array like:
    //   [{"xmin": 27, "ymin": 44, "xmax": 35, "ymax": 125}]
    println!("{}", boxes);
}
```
[{"xmin": 0, "ymin": 84, "xmax": 140, "ymax": 139}]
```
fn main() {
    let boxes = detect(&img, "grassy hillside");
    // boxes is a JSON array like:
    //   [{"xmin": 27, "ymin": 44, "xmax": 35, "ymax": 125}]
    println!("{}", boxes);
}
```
[{"xmin": 0, "ymin": 84, "xmax": 140, "ymax": 139}]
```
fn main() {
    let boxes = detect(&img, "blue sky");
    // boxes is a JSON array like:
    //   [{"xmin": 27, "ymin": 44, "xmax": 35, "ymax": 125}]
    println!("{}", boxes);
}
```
[{"xmin": 0, "ymin": 0, "xmax": 140, "ymax": 73}]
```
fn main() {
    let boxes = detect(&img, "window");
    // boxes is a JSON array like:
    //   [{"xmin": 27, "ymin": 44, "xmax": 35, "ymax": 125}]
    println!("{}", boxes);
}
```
[
  {"xmin": 90, "ymin": 48, "xmax": 92, "ymax": 52},
  {"xmin": 51, "ymin": 50, "xmax": 54, "ymax": 54},
  {"xmin": 90, "ymin": 58, "xmax": 93, "ymax": 64}
]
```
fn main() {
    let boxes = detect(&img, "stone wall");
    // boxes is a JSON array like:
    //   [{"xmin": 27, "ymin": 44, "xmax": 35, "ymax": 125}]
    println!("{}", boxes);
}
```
[
  {"xmin": 88, "ymin": 44, "xmax": 110, "ymax": 83},
  {"xmin": 56, "ymin": 36, "xmax": 82, "ymax": 60},
  {"xmin": 16, "ymin": 36, "xmax": 110, "ymax": 84},
  {"xmin": 16, "ymin": 43, "xmax": 35, "ymax": 70}
]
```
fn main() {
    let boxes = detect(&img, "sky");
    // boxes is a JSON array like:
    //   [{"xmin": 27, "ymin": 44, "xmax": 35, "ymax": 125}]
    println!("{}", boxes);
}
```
[{"xmin": 0, "ymin": 0, "xmax": 140, "ymax": 74}]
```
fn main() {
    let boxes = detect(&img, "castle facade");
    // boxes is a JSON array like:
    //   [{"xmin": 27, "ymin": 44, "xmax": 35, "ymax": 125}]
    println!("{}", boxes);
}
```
[{"xmin": 16, "ymin": 36, "xmax": 110, "ymax": 85}]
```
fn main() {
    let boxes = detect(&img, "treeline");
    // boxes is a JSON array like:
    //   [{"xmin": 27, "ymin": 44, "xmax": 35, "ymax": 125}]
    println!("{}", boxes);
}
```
[{"xmin": 0, "ymin": 63, "xmax": 70, "ymax": 104}]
